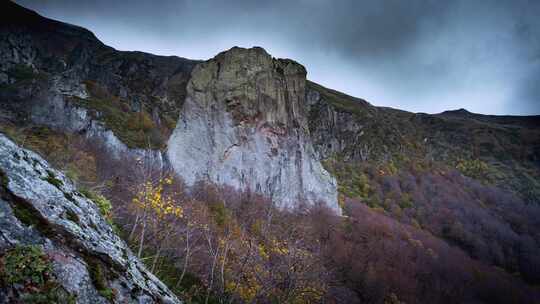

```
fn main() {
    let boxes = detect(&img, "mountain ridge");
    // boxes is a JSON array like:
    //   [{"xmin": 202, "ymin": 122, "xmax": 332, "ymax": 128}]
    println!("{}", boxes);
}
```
[{"xmin": 1, "ymin": 1, "xmax": 540, "ymax": 303}]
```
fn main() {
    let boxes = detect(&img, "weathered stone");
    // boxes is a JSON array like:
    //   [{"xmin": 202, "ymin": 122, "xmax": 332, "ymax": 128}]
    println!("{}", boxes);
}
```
[
  {"xmin": 0, "ymin": 133, "xmax": 181, "ymax": 304},
  {"xmin": 0, "ymin": 2, "xmax": 339, "ymax": 212},
  {"xmin": 167, "ymin": 47, "xmax": 339, "ymax": 212}
]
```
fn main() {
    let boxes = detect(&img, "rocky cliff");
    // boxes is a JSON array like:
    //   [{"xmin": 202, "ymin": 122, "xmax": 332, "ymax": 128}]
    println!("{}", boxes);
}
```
[
  {"xmin": 0, "ymin": 134, "xmax": 180, "ymax": 303},
  {"xmin": 167, "ymin": 47, "xmax": 338, "ymax": 210},
  {"xmin": 0, "ymin": 0, "xmax": 197, "ymax": 168},
  {"xmin": 0, "ymin": 2, "xmax": 339, "ymax": 212},
  {"xmin": 1, "ymin": 0, "xmax": 538, "ymax": 211}
]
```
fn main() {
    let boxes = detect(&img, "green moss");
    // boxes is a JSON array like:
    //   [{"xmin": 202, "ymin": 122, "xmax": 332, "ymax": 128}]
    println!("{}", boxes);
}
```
[
  {"xmin": 12, "ymin": 201, "xmax": 41, "ymax": 226},
  {"xmin": 4, "ymin": 189, "xmax": 55, "ymax": 237},
  {"xmin": 85, "ymin": 257, "xmax": 114, "ymax": 302},
  {"xmin": 44, "ymin": 170, "xmax": 63, "ymax": 189},
  {"xmin": 98, "ymin": 288, "xmax": 115, "ymax": 301}
]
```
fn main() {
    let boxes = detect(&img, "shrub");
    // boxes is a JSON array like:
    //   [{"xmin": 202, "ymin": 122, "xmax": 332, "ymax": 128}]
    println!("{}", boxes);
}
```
[
  {"xmin": 399, "ymin": 193, "xmax": 413, "ymax": 209},
  {"xmin": 44, "ymin": 170, "xmax": 63, "ymax": 189},
  {"xmin": 0, "ymin": 245, "xmax": 75, "ymax": 303},
  {"xmin": 455, "ymin": 158, "xmax": 490, "ymax": 181},
  {"xmin": 1, "ymin": 245, "xmax": 52, "ymax": 287}
]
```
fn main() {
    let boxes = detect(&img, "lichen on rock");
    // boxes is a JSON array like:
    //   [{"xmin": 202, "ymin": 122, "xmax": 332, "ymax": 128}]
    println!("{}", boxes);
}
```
[{"xmin": 0, "ymin": 133, "xmax": 181, "ymax": 303}]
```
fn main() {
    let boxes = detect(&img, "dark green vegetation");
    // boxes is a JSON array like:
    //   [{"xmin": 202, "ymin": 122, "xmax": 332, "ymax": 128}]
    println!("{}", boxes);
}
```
[
  {"xmin": 44, "ymin": 170, "xmax": 63, "ymax": 189},
  {"xmin": 84, "ymin": 257, "xmax": 115, "ymax": 301},
  {"xmin": 0, "ymin": 245, "xmax": 75, "ymax": 303}
]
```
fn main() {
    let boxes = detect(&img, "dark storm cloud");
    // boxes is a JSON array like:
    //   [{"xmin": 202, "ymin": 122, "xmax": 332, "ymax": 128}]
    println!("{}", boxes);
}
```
[{"xmin": 15, "ymin": 0, "xmax": 540, "ymax": 115}]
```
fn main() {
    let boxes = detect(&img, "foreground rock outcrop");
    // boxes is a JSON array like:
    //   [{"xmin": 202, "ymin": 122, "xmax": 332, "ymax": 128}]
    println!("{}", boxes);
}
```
[
  {"xmin": 0, "ymin": 133, "xmax": 181, "ymax": 303},
  {"xmin": 167, "ymin": 47, "xmax": 338, "ymax": 211}
]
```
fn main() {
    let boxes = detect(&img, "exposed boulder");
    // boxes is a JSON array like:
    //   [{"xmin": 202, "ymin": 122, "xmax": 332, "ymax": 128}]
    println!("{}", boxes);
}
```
[{"xmin": 0, "ymin": 133, "xmax": 181, "ymax": 303}]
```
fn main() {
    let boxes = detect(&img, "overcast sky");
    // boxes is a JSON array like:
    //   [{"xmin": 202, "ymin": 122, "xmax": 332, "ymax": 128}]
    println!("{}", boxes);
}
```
[{"xmin": 16, "ymin": 0, "xmax": 540, "ymax": 115}]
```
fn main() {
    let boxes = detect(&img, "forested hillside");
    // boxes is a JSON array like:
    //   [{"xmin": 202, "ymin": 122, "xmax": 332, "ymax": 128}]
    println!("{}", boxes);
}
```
[{"xmin": 1, "ymin": 1, "xmax": 539, "ymax": 303}]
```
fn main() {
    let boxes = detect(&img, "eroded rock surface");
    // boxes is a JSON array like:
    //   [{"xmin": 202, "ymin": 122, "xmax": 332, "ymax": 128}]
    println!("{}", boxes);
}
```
[
  {"xmin": 0, "ymin": 133, "xmax": 181, "ymax": 304},
  {"xmin": 167, "ymin": 47, "xmax": 339, "ymax": 211},
  {"xmin": 0, "ymin": 2, "xmax": 339, "ymax": 212}
]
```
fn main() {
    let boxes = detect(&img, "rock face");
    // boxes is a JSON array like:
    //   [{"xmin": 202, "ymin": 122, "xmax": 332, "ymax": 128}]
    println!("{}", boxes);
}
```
[
  {"xmin": 305, "ymin": 83, "xmax": 370, "ymax": 161},
  {"xmin": 0, "ymin": 1, "xmax": 194, "ymax": 165},
  {"xmin": 0, "ymin": 2, "xmax": 341, "ymax": 211},
  {"xmin": 167, "ymin": 47, "xmax": 339, "ymax": 211},
  {"xmin": 0, "ymin": 1, "xmax": 197, "ymax": 117},
  {"xmin": 0, "ymin": 133, "xmax": 181, "ymax": 304}
]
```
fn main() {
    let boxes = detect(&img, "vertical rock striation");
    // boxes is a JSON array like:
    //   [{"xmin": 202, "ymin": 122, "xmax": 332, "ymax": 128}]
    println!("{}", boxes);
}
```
[{"xmin": 167, "ymin": 47, "xmax": 339, "ymax": 212}]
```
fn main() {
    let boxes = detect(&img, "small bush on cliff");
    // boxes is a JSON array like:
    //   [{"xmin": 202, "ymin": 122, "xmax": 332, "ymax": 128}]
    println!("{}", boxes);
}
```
[
  {"xmin": 0, "ymin": 245, "xmax": 75, "ymax": 303},
  {"xmin": 44, "ymin": 170, "xmax": 63, "ymax": 189},
  {"xmin": 1, "ymin": 245, "xmax": 52, "ymax": 287}
]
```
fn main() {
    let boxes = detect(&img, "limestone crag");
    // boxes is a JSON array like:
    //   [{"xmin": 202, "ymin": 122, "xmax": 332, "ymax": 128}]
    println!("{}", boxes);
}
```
[
  {"xmin": 167, "ymin": 47, "xmax": 339, "ymax": 211},
  {"xmin": 0, "ymin": 134, "xmax": 181, "ymax": 303},
  {"xmin": 0, "ymin": 2, "xmax": 339, "ymax": 212}
]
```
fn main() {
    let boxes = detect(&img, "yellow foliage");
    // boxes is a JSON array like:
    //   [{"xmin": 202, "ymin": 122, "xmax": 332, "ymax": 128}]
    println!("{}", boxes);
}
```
[{"xmin": 132, "ymin": 176, "xmax": 183, "ymax": 220}]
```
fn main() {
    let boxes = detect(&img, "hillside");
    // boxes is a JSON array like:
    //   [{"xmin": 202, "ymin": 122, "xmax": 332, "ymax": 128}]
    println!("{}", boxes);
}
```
[
  {"xmin": 1, "ymin": 1, "xmax": 540, "ymax": 303},
  {"xmin": 307, "ymin": 81, "xmax": 540, "ymax": 203}
]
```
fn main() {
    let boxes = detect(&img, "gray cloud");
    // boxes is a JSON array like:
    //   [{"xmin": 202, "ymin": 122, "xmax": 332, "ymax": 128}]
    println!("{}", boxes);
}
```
[{"xmin": 15, "ymin": 0, "xmax": 540, "ymax": 115}]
